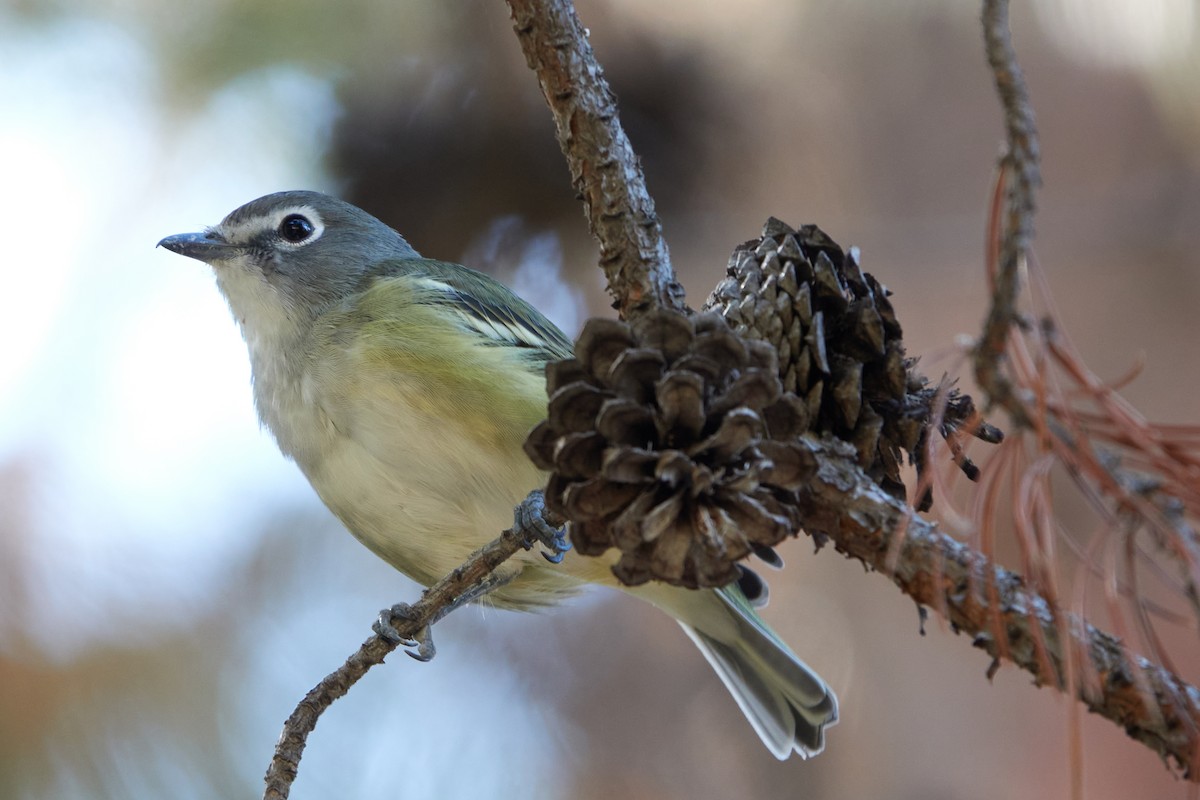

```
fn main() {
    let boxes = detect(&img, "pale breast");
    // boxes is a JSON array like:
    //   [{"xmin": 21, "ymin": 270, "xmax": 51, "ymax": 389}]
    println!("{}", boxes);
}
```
[
  {"xmin": 290, "ymin": 385, "xmax": 594, "ymax": 608},
  {"xmin": 246, "ymin": 301, "xmax": 602, "ymax": 608}
]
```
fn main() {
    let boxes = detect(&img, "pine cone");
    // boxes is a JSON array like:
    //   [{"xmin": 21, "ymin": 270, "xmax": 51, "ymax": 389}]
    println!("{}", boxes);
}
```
[
  {"xmin": 525, "ymin": 309, "xmax": 817, "ymax": 589},
  {"xmin": 703, "ymin": 218, "xmax": 1001, "ymax": 510}
]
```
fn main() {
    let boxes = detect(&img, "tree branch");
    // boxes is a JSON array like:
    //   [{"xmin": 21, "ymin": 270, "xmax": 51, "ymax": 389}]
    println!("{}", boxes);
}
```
[
  {"xmin": 500, "ymin": 0, "xmax": 1200, "ymax": 778},
  {"xmin": 974, "ymin": 0, "xmax": 1041, "ymax": 418},
  {"xmin": 263, "ymin": 527, "xmax": 528, "ymax": 800},
  {"xmin": 797, "ymin": 436, "xmax": 1200, "ymax": 778},
  {"xmin": 505, "ymin": 0, "xmax": 686, "ymax": 319}
]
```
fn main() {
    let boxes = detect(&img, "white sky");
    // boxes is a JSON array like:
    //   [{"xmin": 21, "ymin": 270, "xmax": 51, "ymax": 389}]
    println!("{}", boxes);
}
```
[{"xmin": 0, "ymin": 15, "xmax": 341, "ymax": 658}]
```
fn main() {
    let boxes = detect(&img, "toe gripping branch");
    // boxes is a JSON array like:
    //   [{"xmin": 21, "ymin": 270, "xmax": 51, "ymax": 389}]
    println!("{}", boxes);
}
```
[
  {"xmin": 372, "ymin": 603, "xmax": 438, "ymax": 662},
  {"xmin": 372, "ymin": 567, "xmax": 509, "ymax": 662},
  {"xmin": 516, "ymin": 489, "xmax": 572, "ymax": 564},
  {"xmin": 371, "ymin": 491, "xmax": 570, "ymax": 661}
]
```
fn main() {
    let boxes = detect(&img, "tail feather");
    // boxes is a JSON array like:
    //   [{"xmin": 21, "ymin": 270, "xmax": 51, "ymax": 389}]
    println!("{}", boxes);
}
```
[{"xmin": 645, "ymin": 584, "xmax": 838, "ymax": 759}]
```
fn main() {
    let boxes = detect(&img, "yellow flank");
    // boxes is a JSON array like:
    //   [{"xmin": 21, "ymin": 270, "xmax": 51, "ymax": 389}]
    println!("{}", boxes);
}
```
[
  {"xmin": 349, "ymin": 276, "xmax": 545, "ymax": 446},
  {"xmin": 305, "ymin": 272, "xmax": 610, "ymax": 608}
]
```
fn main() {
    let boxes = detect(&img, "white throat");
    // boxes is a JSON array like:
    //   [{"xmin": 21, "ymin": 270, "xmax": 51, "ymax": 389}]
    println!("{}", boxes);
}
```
[{"xmin": 214, "ymin": 265, "xmax": 321, "ymax": 462}]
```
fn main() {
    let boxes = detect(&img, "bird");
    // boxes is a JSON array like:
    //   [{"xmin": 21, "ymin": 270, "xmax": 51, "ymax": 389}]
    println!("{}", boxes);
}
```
[{"xmin": 158, "ymin": 190, "xmax": 838, "ymax": 758}]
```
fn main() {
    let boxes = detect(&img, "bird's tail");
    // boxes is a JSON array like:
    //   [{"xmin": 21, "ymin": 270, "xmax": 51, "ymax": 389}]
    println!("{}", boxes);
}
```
[{"xmin": 639, "ymin": 582, "xmax": 838, "ymax": 759}]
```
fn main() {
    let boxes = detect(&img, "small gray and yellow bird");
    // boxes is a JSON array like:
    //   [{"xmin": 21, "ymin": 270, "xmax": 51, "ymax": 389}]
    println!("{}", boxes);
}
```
[{"xmin": 159, "ymin": 190, "xmax": 837, "ymax": 758}]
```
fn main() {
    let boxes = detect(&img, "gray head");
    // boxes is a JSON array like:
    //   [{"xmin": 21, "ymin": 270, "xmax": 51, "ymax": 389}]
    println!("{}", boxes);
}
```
[{"xmin": 159, "ymin": 191, "xmax": 420, "ymax": 332}]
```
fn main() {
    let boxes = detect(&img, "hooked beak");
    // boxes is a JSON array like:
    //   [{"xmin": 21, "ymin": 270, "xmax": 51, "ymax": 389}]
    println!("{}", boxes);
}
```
[{"xmin": 157, "ymin": 230, "xmax": 240, "ymax": 263}]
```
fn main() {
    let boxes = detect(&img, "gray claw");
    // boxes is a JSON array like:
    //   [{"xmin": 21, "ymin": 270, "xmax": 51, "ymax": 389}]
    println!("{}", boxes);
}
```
[
  {"xmin": 404, "ymin": 626, "xmax": 436, "ymax": 662},
  {"xmin": 515, "ymin": 490, "xmax": 571, "ymax": 563},
  {"xmin": 373, "ymin": 603, "xmax": 436, "ymax": 661}
]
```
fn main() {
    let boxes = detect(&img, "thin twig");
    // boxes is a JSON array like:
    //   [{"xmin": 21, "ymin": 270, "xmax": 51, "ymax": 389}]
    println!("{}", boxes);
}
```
[
  {"xmin": 263, "ymin": 528, "xmax": 528, "ymax": 800},
  {"xmin": 797, "ymin": 436, "xmax": 1200, "ymax": 778},
  {"xmin": 975, "ymin": 0, "xmax": 1041, "ymax": 418},
  {"xmin": 504, "ymin": 0, "xmax": 686, "ymax": 320}
]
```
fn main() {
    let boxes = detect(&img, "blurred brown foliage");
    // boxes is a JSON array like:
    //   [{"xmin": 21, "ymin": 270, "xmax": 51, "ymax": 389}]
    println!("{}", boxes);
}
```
[{"xmin": 3, "ymin": 2, "xmax": 1198, "ymax": 798}]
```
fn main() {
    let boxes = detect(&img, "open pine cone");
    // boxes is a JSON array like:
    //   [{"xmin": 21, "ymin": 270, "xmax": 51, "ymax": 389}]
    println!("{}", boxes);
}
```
[
  {"xmin": 524, "ymin": 309, "xmax": 817, "ymax": 589},
  {"xmin": 526, "ymin": 218, "xmax": 1000, "ymax": 589},
  {"xmin": 703, "ymin": 218, "xmax": 1001, "ymax": 509}
]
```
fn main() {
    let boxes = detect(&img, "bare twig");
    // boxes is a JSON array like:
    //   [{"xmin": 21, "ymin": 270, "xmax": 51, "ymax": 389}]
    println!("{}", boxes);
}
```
[
  {"xmin": 963, "ymin": 8, "xmax": 1200, "ymax": 780},
  {"xmin": 504, "ymin": 0, "xmax": 686, "ymax": 319},
  {"xmin": 263, "ymin": 528, "xmax": 528, "ymax": 800},
  {"xmin": 797, "ymin": 436, "xmax": 1200, "ymax": 778},
  {"xmin": 975, "ymin": 0, "xmax": 1041, "ymax": 418},
  {"xmin": 974, "ymin": 0, "xmax": 1200, "ymax": 657}
]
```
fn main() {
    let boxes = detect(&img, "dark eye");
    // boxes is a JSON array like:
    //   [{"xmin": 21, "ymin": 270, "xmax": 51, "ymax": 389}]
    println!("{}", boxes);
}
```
[{"xmin": 279, "ymin": 214, "xmax": 315, "ymax": 243}]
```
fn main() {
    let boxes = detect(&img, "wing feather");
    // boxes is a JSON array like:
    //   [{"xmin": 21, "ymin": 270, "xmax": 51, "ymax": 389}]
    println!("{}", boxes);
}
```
[{"xmin": 357, "ymin": 258, "xmax": 575, "ymax": 365}]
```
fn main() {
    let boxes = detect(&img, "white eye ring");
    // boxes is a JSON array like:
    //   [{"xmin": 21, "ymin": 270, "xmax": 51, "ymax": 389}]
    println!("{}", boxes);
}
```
[
  {"xmin": 273, "ymin": 206, "xmax": 324, "ymax": 247},
  {"xmin": 279, "ymin": 213, "xmax": 317, "ymax": 244}
]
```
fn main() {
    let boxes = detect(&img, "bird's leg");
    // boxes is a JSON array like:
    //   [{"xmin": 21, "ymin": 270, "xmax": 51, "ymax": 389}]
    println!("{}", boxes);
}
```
[
  {"xmin": 373, "ymin": 490, "xmax": 568, "ymax": 661},
  {"xmin": 372, "ymin": 570, "xmax": 514, "ymax": 662},
  {"xmin": 515, "ymin": 489, "xmax": 572, "ymax": 564},
  {"xmin": 372, "ymin": 604, "xmax": 433, "ymax": 660}
]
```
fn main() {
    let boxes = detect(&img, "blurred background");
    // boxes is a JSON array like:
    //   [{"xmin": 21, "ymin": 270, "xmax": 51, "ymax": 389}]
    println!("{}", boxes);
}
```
[{"xmin": 2, "ymin": 0, "xmax": 1198, "ymax": 797}]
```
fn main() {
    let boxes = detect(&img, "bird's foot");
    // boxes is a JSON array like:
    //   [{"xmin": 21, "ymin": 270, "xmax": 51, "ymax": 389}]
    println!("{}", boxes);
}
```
[
  {"xmin": 515, "ymin": 490, "xmax": 571, "ymax": 564},
  {"xmin": 372, "ymin": 603, "xmax": 437, "ymax": 662}
]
